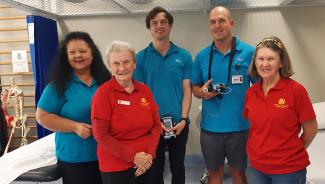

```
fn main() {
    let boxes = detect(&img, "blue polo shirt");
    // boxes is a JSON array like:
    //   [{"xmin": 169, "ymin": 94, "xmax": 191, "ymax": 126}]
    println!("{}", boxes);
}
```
[
  {"xmin": 191, "ymin": 37, "xmax": 254, "ymax": 132},
  {"xmin": 134, "ymin": 42, "xmax": 193, "ymax": 123},
  {"xmin": 38, "ymin": 74, "xmax": 98, "ymax": 163}
]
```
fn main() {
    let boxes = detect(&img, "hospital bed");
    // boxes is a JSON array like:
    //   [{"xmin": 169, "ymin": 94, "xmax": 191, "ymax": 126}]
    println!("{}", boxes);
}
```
[{"xmin": 0, "ymin": 133, "xmax": 58, "ymax": 184}]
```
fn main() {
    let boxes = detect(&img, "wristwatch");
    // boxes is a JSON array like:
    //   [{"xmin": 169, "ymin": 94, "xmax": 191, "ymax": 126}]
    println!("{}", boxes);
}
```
[{"xmin": 181, "ymin": 117, "xmax": 189, "ymax": 121}]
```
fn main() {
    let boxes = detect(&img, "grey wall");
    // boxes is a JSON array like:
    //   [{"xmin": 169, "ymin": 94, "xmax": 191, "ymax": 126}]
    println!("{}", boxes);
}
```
[{"xmin": 60, "ymin": 6, "xmax": 325, "ymax": 154}]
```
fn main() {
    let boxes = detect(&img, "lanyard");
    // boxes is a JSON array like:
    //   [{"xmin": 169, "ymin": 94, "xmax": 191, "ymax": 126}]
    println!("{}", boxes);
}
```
[{"xmin": 208, "ymin": 37, "xmax": 236, "ymax": 87}]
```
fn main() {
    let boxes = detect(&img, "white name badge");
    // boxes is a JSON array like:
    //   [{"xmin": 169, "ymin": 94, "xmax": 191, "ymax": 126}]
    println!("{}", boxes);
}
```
[
  {"xmin": 232, "ymin": 75, "xmax": 243, "ymax": 84},
  {"xmin": 118, "ymin": 100, "xmax": 130, "ymax": 106}
]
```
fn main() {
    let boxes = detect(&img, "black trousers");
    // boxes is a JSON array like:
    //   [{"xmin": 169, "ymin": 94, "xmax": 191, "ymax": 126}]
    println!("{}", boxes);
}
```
[
  {"xmin": 151, "ymin": 125, "xmax": 189, "ymax": 184},
  {"xmin": 58, "ymin": 160, "xmax": 101, "ymax": 184},
  {"xmin": 101, "ymin": 167, "xmax": 155, "ymax": 184}
]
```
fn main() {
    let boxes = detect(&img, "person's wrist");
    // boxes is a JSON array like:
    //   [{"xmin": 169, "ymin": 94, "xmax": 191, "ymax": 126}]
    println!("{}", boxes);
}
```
[
  {"xmin": 202, "ymin": 87, "xmax": 208, "ymax": 98},
  {"xmin": 181, "ymin": 117, "xmax": 189, "ymax": 125}
]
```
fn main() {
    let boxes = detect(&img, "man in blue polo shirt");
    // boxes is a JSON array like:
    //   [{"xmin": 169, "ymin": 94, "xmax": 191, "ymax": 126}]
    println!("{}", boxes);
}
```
[
  {"xmin": 134, "ymin": 6, "xmax": 193, "ymax": 184},
  {"xmin": 191, "ymin": 6, "xmax": 254, "ymax": 184}
]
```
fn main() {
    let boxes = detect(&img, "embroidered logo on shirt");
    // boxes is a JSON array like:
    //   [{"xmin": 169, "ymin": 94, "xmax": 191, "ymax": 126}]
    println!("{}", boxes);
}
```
[
  {"xmin": 140, "ymin": 97, "xmax": 150, "ymax": 106},
  {"xmin": 175, "ymin": 59, "xmax": 182, "ymax": 64},
  {"xmin": 118, "ymin": 100, "xmax": 130, "ymax": 106},
  {"xmin": 237, "ymin": 57, "xmax": 243, "ymax": 62},
  {"xmin": 274, "ymin": 98, "xmax": 288, "ymax": 109}
]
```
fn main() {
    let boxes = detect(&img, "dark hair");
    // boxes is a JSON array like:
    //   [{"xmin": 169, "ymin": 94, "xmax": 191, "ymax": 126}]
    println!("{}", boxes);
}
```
[
  {"xmin": 49, "ymin": 31, "xmax": 111, "ymax": 96},
  {"xmin": 145, "ymin": 6, "xmax": 173, "ymax": 29},
  {"xmin": 249, "ymin": 36, "xmax": 294, "ymax": 79}
]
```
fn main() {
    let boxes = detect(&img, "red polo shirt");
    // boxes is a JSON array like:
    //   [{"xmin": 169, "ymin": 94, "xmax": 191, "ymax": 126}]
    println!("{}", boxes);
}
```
[
  {"xmin": 243, "ymin": 78, "xmax": 316, "ymax": 174},
  {"xmin": 91, "ymin": 77, "xmax": 161, "ymax": 172}
]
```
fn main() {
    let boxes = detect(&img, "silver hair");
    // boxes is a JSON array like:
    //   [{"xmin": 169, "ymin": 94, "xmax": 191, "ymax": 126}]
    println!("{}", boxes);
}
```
[{"xmin": 105, "ymin": 40, "xmax": 136, "ymax": 64}]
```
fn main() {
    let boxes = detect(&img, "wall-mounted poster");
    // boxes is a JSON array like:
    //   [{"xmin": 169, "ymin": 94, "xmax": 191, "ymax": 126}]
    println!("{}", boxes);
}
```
[{"xmin": 11, "ymin": 50, "xmax": 29, "ymax": 73}]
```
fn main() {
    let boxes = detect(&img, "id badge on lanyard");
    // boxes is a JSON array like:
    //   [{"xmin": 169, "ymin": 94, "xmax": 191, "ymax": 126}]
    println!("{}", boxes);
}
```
[{"xmin": 232, "ymin": 64, "xmax": 243, "ymax": 84}]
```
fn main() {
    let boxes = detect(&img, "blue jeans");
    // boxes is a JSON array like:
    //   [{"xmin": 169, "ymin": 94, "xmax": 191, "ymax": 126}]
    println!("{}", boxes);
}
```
[{"xmin": 247, "ymin": 166, "xmax": 306, "ymax": 184}]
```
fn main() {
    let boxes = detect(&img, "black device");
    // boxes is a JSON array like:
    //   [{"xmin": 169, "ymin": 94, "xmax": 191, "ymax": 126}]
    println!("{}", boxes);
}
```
[
  {"xmin": 161, "ymin": 115, "xmax": 176, "ymax": 139},
  {"xmin": 208, "ymin": 37, "xmax": 236, "ymax": 98},
  {"xmin": 208, "ymin": 83, "xmax": 226, "ymax": 93}
]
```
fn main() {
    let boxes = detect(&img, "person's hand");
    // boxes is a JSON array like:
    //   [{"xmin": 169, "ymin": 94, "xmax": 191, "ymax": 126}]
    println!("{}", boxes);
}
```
[
  {"xmin": 134, "ymin": 152, "xmax": 153, "ymax": 177},
  {"xmin": 202, "ymin": 79, "xmax": 218, "ymax": 100},
  {"xmin": 134, "ymin": 152, "xmax": 150, "ymax": 169},
  {"xmin": 171, "ymin": 120, "xmax": 186, "ymax": 135},
  {"xmin": 161, "ymin": 122, "xmax": 170, "ymax": 135},
  {"xmin": 74, "ymin": 123, "xmax": 92, "ymax": 139}
]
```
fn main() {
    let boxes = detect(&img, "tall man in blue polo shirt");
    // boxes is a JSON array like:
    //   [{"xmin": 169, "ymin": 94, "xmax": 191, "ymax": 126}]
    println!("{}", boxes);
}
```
[
  {"xmin": 134, "ymin": 6, "xmax": 193, "ymax": 184},
  {"xmin": 191, "ymin": 6, "xmax": 254, "ymax": 184}
]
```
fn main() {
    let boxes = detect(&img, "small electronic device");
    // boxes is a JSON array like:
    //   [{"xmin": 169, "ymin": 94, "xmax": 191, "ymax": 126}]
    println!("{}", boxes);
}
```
[
  {"xmin": 161, "ymin": 115, "xmax": 176, "ymax": 139},
  {"xmin": 208, "ymin": 83, "xmax": 226, "ymax": 98}
]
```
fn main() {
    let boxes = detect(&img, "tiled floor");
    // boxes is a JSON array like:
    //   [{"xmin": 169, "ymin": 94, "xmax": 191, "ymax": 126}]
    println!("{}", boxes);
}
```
[{"xmin": 11, "ymin": 154, "xmax": 232, "ymax": 184}]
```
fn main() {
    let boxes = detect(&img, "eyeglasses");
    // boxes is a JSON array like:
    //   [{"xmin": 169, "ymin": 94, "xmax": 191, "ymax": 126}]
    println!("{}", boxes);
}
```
[{"xmin": 257, "ymin": 38, "xmax": 283, "ymax": 49}]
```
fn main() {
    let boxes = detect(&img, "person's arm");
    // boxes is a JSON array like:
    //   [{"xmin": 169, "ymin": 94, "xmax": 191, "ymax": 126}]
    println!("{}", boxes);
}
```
[
  {"xmin": 92, "ymin": 117, "xmax": 137, "ymax": 163},
  {"xmin": 172, "ymin": 79, "xmax": 192, "ymax": 135},
  {"xmin": 36, "ymin": 83, "xmax": 92, "ymax": 139},
  {"xmin": 146, "ymin": 87, "xmax": 162, "ymax": 158},
  {"xmin": 92, "ymin": 117, "xmax": 151, "ymax": 176},
  {"xmin": 300, "ymin": 119, "xmax": 318, "ymax": 148},
  {"xmin": 36, "ymin": 108, "xmax": 92, "ymax": 139}
]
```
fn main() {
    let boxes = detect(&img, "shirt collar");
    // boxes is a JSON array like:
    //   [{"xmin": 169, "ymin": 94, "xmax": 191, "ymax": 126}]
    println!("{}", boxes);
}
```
[
  {"xmin": 212, "ymin": 36, "xmax": 242, "ymax": 55},
  {"xmin": 111, "ymin": 76, "xmax": 140, "ymax": 93},
  {"xmin": 252, "ymin": 77, "xmax": 287, "ymax": 93},
  {"xmin": 72, "ymin": 73, "xmax": 96, "ymax": 87},
  {"xmin": 148, "ymin": 41, "xmax": 179, "ymax": 56}
]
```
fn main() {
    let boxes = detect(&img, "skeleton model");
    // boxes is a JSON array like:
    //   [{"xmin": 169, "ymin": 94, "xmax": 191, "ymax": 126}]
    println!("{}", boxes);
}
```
[{"xmin": 1, "ymin": 78, "xmax": 29, "ymax": 154}]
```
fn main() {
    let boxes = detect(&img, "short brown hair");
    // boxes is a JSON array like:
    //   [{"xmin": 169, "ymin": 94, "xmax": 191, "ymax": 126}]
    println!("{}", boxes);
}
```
[
  {"xmin": 249, "ymin": 36, "xmax": 294, "ymax": 79},
  {"xmin": 145, "ymin": 6, "xmax": 173, "ymax": 29}
]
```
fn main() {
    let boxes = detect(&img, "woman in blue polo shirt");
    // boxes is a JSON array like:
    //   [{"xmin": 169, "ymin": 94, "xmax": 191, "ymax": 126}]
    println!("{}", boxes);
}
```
[{"xmin": 36, "ymin": 31, "xmax": 111, "ymax": 184}]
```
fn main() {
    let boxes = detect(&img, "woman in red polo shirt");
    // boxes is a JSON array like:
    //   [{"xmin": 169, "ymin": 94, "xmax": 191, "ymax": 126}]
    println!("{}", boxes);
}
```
[
  {"xmin": 243, "ymin": 36, "xmax": 318, "ymax": 184},
  {"xmin": 91, "ymin": 40, "xmax": 161, "ymax": 184}
]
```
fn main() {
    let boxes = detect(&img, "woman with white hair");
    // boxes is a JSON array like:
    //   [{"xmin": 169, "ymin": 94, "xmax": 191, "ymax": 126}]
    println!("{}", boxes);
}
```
[{"xmin": 91, "ymin": 40, "xmax": 161, "ymax": 184}]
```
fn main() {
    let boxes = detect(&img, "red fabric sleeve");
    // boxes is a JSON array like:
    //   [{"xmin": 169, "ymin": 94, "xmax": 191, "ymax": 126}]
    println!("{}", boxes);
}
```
[
  {"xmin": 91, "ymin": 89, "xmax": 136, "ymax": 163},
  {"xmin": 243, "ymin": 91, "xmax": 249, "ymax": 119},
  {"xmin": 144, "ymin": 87, "xmax": 161, "ymax": 158},
  {"xmin": 294, "ymin": 84, "xmax": 316, "ymax": 124},
  {"xmin": 92, "ymin": 118, "xmax": 136, "ymax": 163},
  {"xmin": 91, "ymin": 87, "xmax": 110, "ymax": 121}
]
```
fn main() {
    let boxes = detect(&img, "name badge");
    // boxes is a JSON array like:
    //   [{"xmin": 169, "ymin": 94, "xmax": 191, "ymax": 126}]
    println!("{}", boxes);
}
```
[
  {"xmin": 118, "ymin": 100, "xmax": 130, "ymax": 106},
  {"xmin": 232, "ymin": 75, "xmax": 243, "ymax": 84}
]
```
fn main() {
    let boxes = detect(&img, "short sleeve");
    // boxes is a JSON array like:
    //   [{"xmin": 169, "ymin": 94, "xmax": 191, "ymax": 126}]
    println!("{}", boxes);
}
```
[
  {"xmin": 243, "ymin": 93, "xmax": 249, "ymax": 119},
  {"xmin": 183, "ymin": 52, "xmax": 193, "ymax": 80},
  {"xmin": 191, "ymin": 53, "xmax": 203, "ymax": 86},
  {"xmin": 294, "ymin": 84, "xmax": 316, "ymax": 124},
  {"xmin": 134, "ymin": 52, "xmax": 145, "ymax": 83},
  {"xmin": 37, "ymin": 83, "xmax": 64, "ymax": 114}
]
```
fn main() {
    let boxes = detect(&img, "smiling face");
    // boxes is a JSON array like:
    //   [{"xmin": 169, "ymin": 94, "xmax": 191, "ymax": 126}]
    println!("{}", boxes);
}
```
[
  {"xmin": 67, "ymin": 39, "xmax": 93, "ymax": 73},
  {"xmin": 108, "ymin": 50, "xmax": 136, "ymax": 84},
  {"xmin": 148, "ymin": 12, "xmax": 172, "ymax": 41},
  {"xmin": 255, "ymin": 47, "xmax": 282, "ymax": 81},
  {"xmin": 209, "ymin": 7, "xmax": 234, "ymax": 42}
]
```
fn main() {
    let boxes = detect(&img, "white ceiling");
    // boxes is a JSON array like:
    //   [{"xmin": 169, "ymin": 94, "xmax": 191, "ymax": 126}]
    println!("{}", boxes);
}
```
[{"xmin": 0, "ymin": 0, "xmax": 324, "ymax": 18}]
